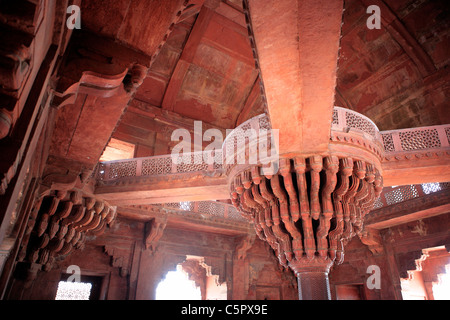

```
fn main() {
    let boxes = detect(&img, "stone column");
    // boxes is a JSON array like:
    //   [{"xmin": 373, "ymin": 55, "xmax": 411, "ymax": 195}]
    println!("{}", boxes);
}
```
[{"xmin": 290, "ymin": 261, "xmax": 333, "ymax": 300}]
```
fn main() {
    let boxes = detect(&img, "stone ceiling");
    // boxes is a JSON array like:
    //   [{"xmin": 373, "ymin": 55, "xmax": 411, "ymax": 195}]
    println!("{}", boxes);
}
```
[
  {"xmin": 335, "ymin": 0, "xmax": 449, "ymax": 130},
  {"xmin": 74, "ymin": 0, "xmax": 448, "ymax": 157}
]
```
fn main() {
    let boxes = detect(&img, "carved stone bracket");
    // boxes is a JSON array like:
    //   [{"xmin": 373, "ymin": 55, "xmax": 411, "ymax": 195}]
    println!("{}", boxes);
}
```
[
  {"xmin": 144, "ymin": 217, "xmax": 167, "ymax": 253},
  {"xmin": 397, "ymin": 249, "xmax": 428, "ymax": 280},
  {"xmin": 358, "ymin": 228, "xmax": 384, "ymax": 255},
  {"xmin": 231, "ymin": 156, "xmax": 383, "ymax": 272},
  {"xmin": 104, "ymin": 244, "xmax": 131, "ymax": 278},
  {"xmin": 17, "ymin": 188, "xmax": 117, "ymax": 277},
  {"xmin": 235, "ymin": 233, "xmax": 256, "ymax": 260},
  {"xmin": 180, "ymin": 259, "xmax": 208, "ymax": 299}
]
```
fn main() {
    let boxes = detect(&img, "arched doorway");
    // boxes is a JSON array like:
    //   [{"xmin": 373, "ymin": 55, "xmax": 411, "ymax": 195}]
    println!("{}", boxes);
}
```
[
  {"xmin": 155, "ymin": 255, "xmax": 227, "ymax": 300},
  {"xmin": 155, "ymin": 264, "xmax": 202, "ymax": 300},
  {"xmin": 400, "ymin": 246, "xmax": 450, "ymax": 300}
]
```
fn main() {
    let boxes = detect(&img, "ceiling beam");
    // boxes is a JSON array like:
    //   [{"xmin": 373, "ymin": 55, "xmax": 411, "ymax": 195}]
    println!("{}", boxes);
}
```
[
  {"xmin": 130, "ymin": 99, "xmax": 227, "ymax": 133},
  {"xmin": 95, "ymin": 172, "xmax": 229, "ymax": 205},
  {"xmin": 235, "ymin": 77, "xmax": 261, "ymax": 126},
  {"xmin": 245, "ymin": 0, "xmax": 344, "ymax": 156},
  {"xmin": 161, "ymin": 6, "xmax": 215, "ymax": 111}
]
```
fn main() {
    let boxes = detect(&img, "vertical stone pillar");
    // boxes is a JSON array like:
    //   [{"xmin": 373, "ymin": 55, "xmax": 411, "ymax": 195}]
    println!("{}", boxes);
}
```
[
  {"xmin": 290, "ymin": 260, "xmax": 333, "ymax": 300},
  {"xmin": 296, "ymin": 272, "xmax": 331, "ymax": 300}
]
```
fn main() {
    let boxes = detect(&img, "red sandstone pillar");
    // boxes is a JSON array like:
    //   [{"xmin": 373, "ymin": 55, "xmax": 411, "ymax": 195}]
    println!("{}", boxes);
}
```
[
  {"xmin": 290, "ymin": 260, "xmax": 333, "ymax": 300},
  {"xmin": 296, "ymin": 272, "xmax": 331, "ymax": 300}
]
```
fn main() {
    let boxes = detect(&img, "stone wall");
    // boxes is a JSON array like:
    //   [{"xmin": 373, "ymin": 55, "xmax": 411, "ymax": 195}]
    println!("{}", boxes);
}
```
[
  {"xmin": 329, "ymin": 213, "xmax": 450, "ymax": 300},
  {"xmin": 5, "ymin": 216, "xmax": 298, "ymax": 300}
]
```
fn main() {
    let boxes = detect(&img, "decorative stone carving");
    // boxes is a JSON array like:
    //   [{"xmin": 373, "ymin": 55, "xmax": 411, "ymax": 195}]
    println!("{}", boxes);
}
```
[
  {"xmin": 358, "ymin": 228, "xmax": 384, "ymax": 255},
  {"xmin": 226, "ymin": 108, "xmax": 385, "ymax": 299},
  {"xmin": 144, "ymin": 217, "xmax": 167, "ymax": 252},
  {"xmin": 19, "ymin": 189, "xmax": 117, "ymax": 276},
  {"xmin": 231, "ymin": 156, "xmax": 383, "ymax": 274},
  {"xmin": 104, "ymin": 244, "xmax": 130, "ymax": 278},
  {"xmin": 235, "ymin": 234, "xmax": 256, "ymax": 260}
]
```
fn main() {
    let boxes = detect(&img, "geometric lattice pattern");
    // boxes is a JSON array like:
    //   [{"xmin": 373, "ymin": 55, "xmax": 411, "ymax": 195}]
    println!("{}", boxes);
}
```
[
  {"xmin": 332, "ymin": 109, "xmax": 339, "ymax": 125},
  {"xmin": 175, "ymin": 152, "xmax": 209, "ymax": 173},
  {"xmin": 382, "ymin": 133, "xmax": 395, "ymax": 152},
  {"xmin": 198, "ymin": 201, "xmax": 226, "ymax": 218},
  {"xmin": 109, "ymin": 160, "xmax": 137, "ymax": 179},
  {"xmin": 55, "ymin": 281, "xmax": 92, "ymax": 300},
  {"xmin": 384, "ymin": 185, "xmax": 419, "ymax": 205},
  {"xmin": 372, "ymin": 196, "xmax": 384, "ymax": 210},
  {"xmin": 345, "ymin": 110, "xmax": 377, "ymax": 138},
  {"xmin": 421, "ymin": 182, "xmax": 442, "ymax": 195},
  {"xmin": 224, "ymin": 121, "xmax": 253, "ymax": 165},
  {"xmin": 227, "ymin": 205, "xmax": 246, "ymax": 221},
  {"xmin": 142, "ymin": 156, "xmax": 172, "ymax": 175},
  {"xmin": 399, "ymin": 128, "xmax": 441, "ymax": 151},
  {"xmin": 163, "ymin": 202, "xmax": 195, "ymax": 211},
  {"xmin": 372, "ymin": 182, "xmax": 450, "ymax": 210},
  {"xmin": 98, "ymin": 150, "xmax": 226, "ymax": 182},
  {"xmin": 156, "ymin": 201, "xmax": 247, "ymax": 222},
  {"xmin": 259, "ymin": 114, "xmax": 272, "ymax": 129}
]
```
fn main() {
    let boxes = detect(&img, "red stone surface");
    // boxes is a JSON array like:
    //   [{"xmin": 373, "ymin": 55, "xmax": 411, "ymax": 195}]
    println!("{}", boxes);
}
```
[{"xmin": 0, "ymin": 0, "xmax": 449, "ymax": 301}]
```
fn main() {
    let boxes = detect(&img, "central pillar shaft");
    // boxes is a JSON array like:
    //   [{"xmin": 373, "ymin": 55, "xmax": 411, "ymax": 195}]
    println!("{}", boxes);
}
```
[
  {"xmin": 289, "ymin": 258, "xmax": 333, "ymax": 300},
  {"xmin": 296, "ymin": 272, "xmax": 331, "ymax": 300}
]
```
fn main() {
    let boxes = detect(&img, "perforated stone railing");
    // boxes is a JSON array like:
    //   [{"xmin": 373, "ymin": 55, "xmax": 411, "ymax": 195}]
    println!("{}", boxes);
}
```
[
  {"xmin": 222, "ymin": 113, "xmax": 274, "ymax": 176},
  {"xmin": 96, "ymin": 109, "xmax": 449, "ymax": 184},
  {"xmin": 372, "ymin": 182, "xmax": 450, "ymax": 210},
  {"xmin": 148, "ymin": 200, "xmax": 248, "ymax": 222},
  {"xmin": 332, "ymin": 106, "xmax": 383, "ymax": 143},
  {"xmin": 96, "ymin": 150, "xmax": 223, "ymax": 182},
  {"xmin": 380, "ymin": 124, "xmax": 450, "ymax": 154}
]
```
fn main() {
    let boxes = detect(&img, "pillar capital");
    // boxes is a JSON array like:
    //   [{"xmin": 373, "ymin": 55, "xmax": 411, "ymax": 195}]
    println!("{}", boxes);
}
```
[{"xmin": 226, "ymin": 108, "xmax": 384, "ymax": 299}]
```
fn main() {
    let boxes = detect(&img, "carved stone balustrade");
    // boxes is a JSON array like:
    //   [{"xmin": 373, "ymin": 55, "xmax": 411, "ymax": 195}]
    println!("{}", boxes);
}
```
[
  {"xmin": 96, "ymin": 150, "xmax": 222, "ymax": 182},
  {"xmin": 380, "ymin": 124, "xmax": 450, "ymax": 186},
  {"xmin": 93, "ymin": 108, "xmax": 449, "ymax": 204}
]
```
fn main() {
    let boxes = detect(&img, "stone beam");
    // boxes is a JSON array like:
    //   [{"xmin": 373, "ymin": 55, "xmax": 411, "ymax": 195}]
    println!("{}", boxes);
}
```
[
  {"xmin": 365, "ymin": 189, "xmax": 450, "ymax": 229},
  {"xmin": 116, "ymin": 204, "xmax": 251, "ymax": 236},
  {"xmin": 380, "ymin": 124, "xmax": 450, "ymax": 187},
  {"xmin": 49, "ymin": 71, "xmax": 131, "ymax": 169},
  {"xmin": 382, "ymin": 154, "xmax": 450, "ymax": 187},
  {"xmin": 245, "ymin": 0, "xmax": 344, "ymax": 156},
  {"xmin": 161, "ymin": 6, "xmax": 215, "ymax": 112},
  {"xmin": 95, "ymin": 172, "xmax": 229, "ymax": 205}
]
